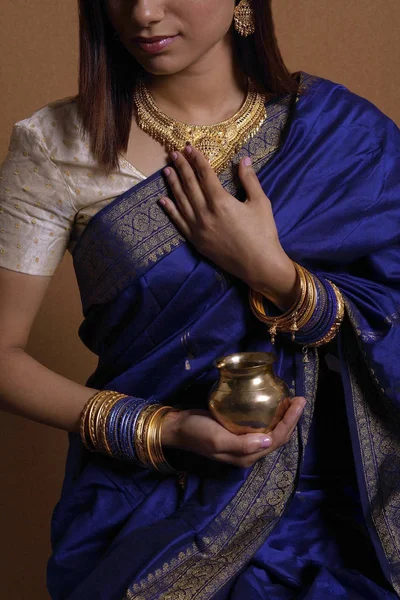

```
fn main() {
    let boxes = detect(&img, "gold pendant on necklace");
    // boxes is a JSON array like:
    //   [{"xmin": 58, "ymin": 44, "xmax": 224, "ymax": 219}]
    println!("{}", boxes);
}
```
[{"xmin": 133, "ymin": 74, "xmax": 267, "ymax": 174}]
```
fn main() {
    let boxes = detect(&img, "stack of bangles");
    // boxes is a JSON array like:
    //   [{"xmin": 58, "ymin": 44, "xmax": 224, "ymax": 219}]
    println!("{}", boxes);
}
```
[
  {"xmin": 249, "ymin": 262, "xmax": 345, "ymax": 346},
  {"xmin": 79, "ymin": 391, "xmax": 181, "ymax": 474}
]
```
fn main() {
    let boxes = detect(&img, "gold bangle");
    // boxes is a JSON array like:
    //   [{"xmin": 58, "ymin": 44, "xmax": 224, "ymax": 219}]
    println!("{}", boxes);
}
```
[
  {"xmin": 146, "ymin": 406, "xmax": 179, "ymax": 474},
  {"xmin": 79, "ymin": 390, "xmax": 127, "ymax": 453},
  {"xmin": 79, "ymin": 393, "xmax": 98, "ymax": 451},
  {"xmin": 134, "ymin": 404, "xmax": 161, "ymax": 467},
  {"xmin": 96, "ymin": 393, "xmax": 127, "ymax": 455},
  {"xmin": 295, "ymin": 268, "xmax": 317, "ymax": 331},
  {"xmin": 93, "ymin": 392, "xmax": 112, "ymax": 453},
  {"xmin": 88, "ymin": 391, "xmax": 114, "ymax": 451},
  {"xmin": 157, "ymin": 409, "xmax": 181, "ymax": 475},
  {"xmin": 86, "ymin": 391, "xmax": 108, "ymax": 450},
  {"xmin": 134, "ymin": 405, "xmax": 148, "ymax": 466},
  {"xmin": 141, "ymin": 404, "xmax": 160, "ymax": 466},
  {"xmin": 278, "ymin": 264, "xmax": 309, "ymax": 330},
  {"xmin": 285, "ymin": 265, "xmax": 314, "ymax": 340},
  {"xmin": 249, "ymin": 262, "xmax": 310, "ymax": 342},
  {"xmin": 145, "ymin": 406, "xmax": 166, "ymax": 468},
  {"xmin": 249, "ymin": 262, "xmax": 305, "ymax": 325}
]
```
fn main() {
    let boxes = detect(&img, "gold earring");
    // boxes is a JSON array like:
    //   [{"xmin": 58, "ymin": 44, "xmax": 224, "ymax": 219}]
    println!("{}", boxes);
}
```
[{"xmin": 233, "ymin": 0, "xmax": 255, "ymax": 37}]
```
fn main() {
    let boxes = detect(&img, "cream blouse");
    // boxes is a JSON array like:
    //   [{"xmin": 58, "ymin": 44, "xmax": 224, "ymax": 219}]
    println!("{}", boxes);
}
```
[{"xmin": 0, "ymin": 96, "xmax": 146, "ymax": 276}]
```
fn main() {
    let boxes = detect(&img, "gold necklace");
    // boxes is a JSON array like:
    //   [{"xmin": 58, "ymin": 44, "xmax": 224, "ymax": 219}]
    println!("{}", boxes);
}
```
[{"xmin": 133, "ymin": 74, "xmax": 267, "ymax": 174}]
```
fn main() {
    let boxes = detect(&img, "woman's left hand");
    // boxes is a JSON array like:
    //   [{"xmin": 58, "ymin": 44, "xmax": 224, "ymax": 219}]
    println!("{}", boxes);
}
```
[{"xmin": 160, "ymin": 146, "xmax": 298, "ymax": 309}]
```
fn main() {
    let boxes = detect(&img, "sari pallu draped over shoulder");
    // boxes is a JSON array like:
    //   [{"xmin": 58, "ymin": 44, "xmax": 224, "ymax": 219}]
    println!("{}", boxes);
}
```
[{"xmin": 46, "ymin": 73, "xmax": 400, "ymax": 600}]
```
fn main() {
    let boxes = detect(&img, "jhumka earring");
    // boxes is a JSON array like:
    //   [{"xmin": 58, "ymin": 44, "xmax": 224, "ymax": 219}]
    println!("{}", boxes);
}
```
[{"xmin": 233, "ymin": 0, "xmax": 255, "ymax": 37}]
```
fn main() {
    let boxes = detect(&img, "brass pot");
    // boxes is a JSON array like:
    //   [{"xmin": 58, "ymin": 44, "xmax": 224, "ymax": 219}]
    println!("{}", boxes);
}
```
[{"xmin": 208, "ymin": 352, "xmax": 290, "ymax": 435}]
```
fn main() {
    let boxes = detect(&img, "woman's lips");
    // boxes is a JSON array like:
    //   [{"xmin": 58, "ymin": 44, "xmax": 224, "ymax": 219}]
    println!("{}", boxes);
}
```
[{"xmin": 134, "ymin": 35, "xmax": 178, "ymax": 55}]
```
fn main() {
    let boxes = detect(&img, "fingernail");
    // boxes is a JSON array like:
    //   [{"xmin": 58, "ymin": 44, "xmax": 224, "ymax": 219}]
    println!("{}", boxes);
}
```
[
  {"xmin": 243, "ymin": 157, "xmax": 252, "ymax": 166},
  {"xmin": 296, "ymin": 401, "xmax": 306, "ymax": 415},
  {"xmin": 171, "ymin": 152, "xmax": 178, "ymax": 161},
  {"xmin": 185, "ymin": 144, "xmax": 193, "ymax": 155},
  {"xmin": 260, "ymin": 436, "xmax": 272, "ymax": 448},
  {"xmin": 159, "ymin": 198, "xmax": 167, "ymax": 206},
  {"xmin": 164, "ymin": 167, "xmax": 171, "ymax": 176}
]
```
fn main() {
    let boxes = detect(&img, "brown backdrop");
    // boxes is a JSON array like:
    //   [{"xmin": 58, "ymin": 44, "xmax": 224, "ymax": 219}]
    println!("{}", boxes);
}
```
[{"xmin": 0, "ymin": 1, "xmax": 399, "ymax": 597}]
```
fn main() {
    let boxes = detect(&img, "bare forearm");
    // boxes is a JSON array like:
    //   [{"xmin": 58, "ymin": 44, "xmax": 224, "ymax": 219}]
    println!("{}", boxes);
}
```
[{"xmin": 0, "ymin": 347, "xmax": 98, "ymax": 433}]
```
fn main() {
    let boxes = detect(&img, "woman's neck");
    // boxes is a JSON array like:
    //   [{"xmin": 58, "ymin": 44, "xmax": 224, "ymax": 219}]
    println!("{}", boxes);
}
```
[{"xmin": 145, "ymin": 37, "xmax": 248, "ymax": 126}]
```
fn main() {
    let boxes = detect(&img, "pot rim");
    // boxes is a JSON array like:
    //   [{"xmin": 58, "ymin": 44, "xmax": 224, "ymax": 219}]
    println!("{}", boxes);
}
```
[{"xmin": 213, "ymin": 351, "xmax": 276, "ymax": 373}]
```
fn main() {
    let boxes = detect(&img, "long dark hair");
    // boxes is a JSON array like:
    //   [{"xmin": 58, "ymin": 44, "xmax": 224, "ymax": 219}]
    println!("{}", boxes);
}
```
[{"xmin": 76, "ymin": 0, "xmax": 299, "ymax": 174}]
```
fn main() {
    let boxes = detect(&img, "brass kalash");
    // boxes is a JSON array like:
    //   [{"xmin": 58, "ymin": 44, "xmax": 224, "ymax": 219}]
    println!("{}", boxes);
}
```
[{"xmin": 209, "ymin": 352, "xmax": 290, "ymax": 435}]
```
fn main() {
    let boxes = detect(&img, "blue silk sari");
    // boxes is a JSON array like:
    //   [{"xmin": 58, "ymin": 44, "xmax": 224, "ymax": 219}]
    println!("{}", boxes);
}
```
[{"xmin": 47, "ymin": 72, "xmax": 400, "ymax": 600}]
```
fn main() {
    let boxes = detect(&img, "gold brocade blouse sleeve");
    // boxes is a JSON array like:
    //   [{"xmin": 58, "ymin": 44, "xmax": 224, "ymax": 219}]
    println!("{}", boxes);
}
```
[{"xmin": 0, "ymin": 124, "xmax": 76, "ymax": 276}]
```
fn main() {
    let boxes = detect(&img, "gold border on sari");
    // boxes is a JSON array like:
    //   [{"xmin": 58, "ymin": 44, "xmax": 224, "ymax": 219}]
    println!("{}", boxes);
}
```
[{"xmin": 343, "ymin": 301, "xmax": 400, "ymax": 595}]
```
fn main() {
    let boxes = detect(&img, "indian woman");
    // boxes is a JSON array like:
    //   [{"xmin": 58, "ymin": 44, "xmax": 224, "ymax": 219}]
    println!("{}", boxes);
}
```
[{"xmin": 0, "ymin": 1, "xmax": 399, "ymax": 598}]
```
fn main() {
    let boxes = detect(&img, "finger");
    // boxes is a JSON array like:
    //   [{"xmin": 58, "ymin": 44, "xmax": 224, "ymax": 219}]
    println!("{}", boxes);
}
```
[
  {"xmin": 269, "ymin": 396, "xmax": 306, "ymax": 446},
  {"xmin": 170, "ymin": 151, "xmax": 207, "ymax": 216},
  {"xmin": 159, "ymin": 196, "xmax": 192, "ymax": 238},
  {"xmin": 164, "ymin": 165, "xmax": 196, "ymax": 222},
  {"xmin": 238, "ymin": 156, "xmax": 266, "ymax": 203},
  {"xmin": 185, "ymin": 145, "xmax": 223, "ymax": 205}
]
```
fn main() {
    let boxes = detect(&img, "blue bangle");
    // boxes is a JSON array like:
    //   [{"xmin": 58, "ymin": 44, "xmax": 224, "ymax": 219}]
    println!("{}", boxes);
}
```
[
  {"xmin": 125, "ymin": 401, "xmax": 148, "ymax": 462},
  {"xmin": 106, "ymin": 396, "xmax": 159, "ymax": 463},
  {"xmin": 117, "ymin": 398, "xmax": 143, "ymax": 461},
  {"xmin": 298, "ymin": 275, "xmax": 326, "ymax": 334},
  {"xmin": 118, "ymin": 399, "xmax": 135, "ymax": 459},
  {"xmin": 299, "ymin": 278, "xmax": 338, "ymax": 345},
  {"xmin": 120, "ymin": 399, "xmax": 146, "ymax": 461},
  {"xmin": 289, "ymin": 275, "xmax": 339, "ymax": 346},
  {"xmin": 108, "ymin": 397, "xmax": 137, "ymax": 459},
  {"xmin": 109, "ymin": 397, "xmax": 132, "ymax": 458}
]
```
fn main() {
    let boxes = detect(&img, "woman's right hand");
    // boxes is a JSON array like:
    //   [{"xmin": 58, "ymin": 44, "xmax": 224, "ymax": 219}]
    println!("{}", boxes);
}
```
[{"xmin": 161, "ymin": 396, "xmax": 306, "ymax": 468}]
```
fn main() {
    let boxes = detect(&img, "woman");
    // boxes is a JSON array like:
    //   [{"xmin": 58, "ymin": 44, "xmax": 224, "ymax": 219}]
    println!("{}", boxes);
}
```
[{"xmin": 0, "ymin": 0, "xmax": 399, "ymax": 598}]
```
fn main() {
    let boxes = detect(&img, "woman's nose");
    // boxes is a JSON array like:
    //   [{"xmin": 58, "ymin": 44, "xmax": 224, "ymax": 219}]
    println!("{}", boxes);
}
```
[{"xmin": 131, "ymin": 0, "xmax": 165, "ymax": 28}]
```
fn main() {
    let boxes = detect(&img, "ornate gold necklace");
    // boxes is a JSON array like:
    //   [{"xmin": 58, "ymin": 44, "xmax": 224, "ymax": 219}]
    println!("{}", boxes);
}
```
[{"xmin": 133, "ymin": 74, "xmax": 267, "ymax": 174}]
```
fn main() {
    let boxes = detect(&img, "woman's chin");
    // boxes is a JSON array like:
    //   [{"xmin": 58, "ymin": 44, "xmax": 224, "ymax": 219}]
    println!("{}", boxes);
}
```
[{"xmin": 135, "ymin": 59, "xmax": 189, "ymax": 77}]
